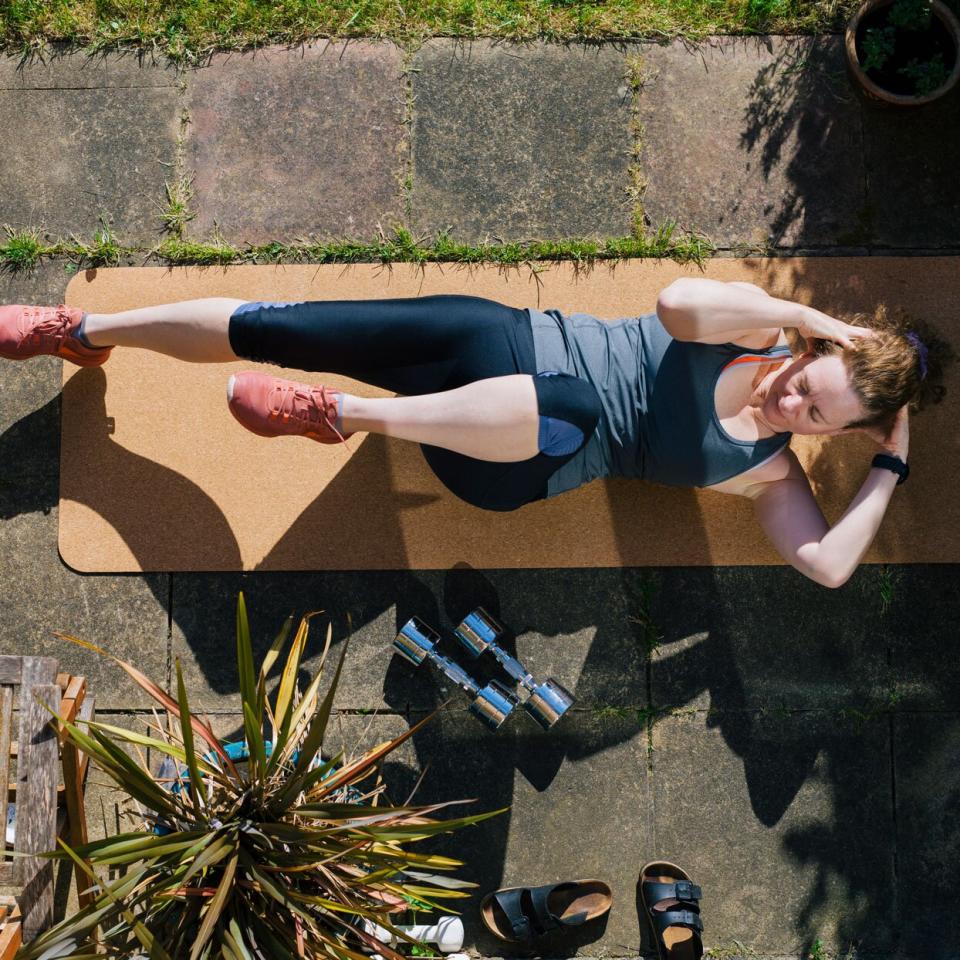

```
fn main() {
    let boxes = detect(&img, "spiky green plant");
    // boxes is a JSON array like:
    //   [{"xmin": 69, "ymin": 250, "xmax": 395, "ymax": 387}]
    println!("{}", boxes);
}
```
[{"xmin": 19, "ymin": 595, "xmax": 500, "ymax": 960}]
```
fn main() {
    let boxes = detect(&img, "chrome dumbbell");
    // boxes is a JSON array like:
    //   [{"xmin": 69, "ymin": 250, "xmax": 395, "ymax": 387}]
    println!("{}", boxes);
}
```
[
  {"xmin": 394, "ymin": 617, "xmax": 518, "ymax": 730},
  {"xmin": 454, "ymin": 607, "xmax": 575, "ymax": 730}
]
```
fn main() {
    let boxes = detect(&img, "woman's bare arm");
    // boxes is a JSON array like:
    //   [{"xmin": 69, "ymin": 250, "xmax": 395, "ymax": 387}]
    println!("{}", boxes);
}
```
[
  {"xmin": 656, "ymin": 278, "xmax": 874, "ymax": 351},
  {"xmin": 744, "ymin": 457, "xmax": 898, "ymax": 588},
  {"xmin": 656, "ymin": 278, "xmax": 803, "ymax": 345},
  {"xmin": 735, "ymin": 408, "xmax": 909, "ymax": 587}
]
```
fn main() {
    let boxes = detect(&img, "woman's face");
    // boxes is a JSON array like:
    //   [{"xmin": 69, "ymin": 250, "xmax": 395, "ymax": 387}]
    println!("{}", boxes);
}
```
[{"xmin": 761, "ymin": 353, "xmax": 866, "ymax": 436}]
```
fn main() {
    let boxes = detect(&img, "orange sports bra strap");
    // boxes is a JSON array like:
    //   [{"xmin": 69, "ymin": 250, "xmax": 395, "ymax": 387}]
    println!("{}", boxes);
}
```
[{"xmin": 721, "ymin": 350, "xmax": 791, "ymax": 373}]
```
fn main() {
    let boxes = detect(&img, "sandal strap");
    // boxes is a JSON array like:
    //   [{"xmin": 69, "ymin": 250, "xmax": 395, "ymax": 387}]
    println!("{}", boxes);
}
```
[
  {"xmin": 530, "ymin": 882, "xmax": 586, "ymax": 929},
  {"xmin": 492, "ymin": 886, "xmax": 564, "ymax": 941},
  {"xmin": 652, "ymin": 908, "xmax": 704, "ymax": 938},
  {"xmin": 492, "ymin": 889, "xmax": 536, "ymax": 941},
  {"xmin": 643, "ymin": 879, "xmax": 702, "ymax": 907}
]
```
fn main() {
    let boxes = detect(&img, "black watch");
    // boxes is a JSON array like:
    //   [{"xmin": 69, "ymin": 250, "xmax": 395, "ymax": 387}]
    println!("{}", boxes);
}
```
[{"xmin": 872, "ymin": 453, "xmax": 909, "ymax": 485}]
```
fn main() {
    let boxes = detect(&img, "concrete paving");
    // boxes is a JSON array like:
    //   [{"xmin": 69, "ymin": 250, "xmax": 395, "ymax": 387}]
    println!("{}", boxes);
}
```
[
  {"xmin": 185, "ymin": 42, "xmax": 406, "ymax": 243},
  {"xmin": 410, "ymin": 40, "xmax": 635, "ymax": 243},
  {"xmin": 0, "ymin": 50, "xmax": 178, "ymax": 244},
  {"xmin": 637, "ymin": 37, "xmax": 866, "ymax": 249},
  {"xmin": 0, "ymin": 36, "xmax": 959, "ymax": 960}
]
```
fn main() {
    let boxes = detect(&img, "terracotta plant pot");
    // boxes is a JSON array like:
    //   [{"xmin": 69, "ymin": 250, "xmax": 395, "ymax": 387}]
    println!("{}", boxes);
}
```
[{"xmin": 846, "ymin": 0, "xmax": 960, "ymax": 105}]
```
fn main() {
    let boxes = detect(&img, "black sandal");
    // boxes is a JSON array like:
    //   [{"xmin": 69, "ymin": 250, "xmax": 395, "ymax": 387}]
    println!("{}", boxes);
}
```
[
  {"xmin": 639, "ymin": 861, "xmax": 704, "ymax": 960},
  {"xmin": 480, "ymin": 879, "xmax": 612, "ymax": 943}
]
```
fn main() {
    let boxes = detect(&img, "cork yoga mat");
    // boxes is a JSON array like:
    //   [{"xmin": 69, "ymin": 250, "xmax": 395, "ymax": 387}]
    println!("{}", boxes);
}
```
[{"xmin": 60, "ymin": 258, "xmax": 958, "ymax": 572}]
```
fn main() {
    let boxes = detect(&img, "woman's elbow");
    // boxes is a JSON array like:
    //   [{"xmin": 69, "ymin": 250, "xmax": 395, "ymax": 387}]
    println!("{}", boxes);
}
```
[
  {"xmin": 656, "ymin": 278, "xmax": 696, "ymax": 315},
  {"xmin": 802, "ymin": 562, "xmax": 853, "ymax": 590},
  {"xmin": 816, "ymin": 570, "xmax": 851, "ymax": 590},
  {"xmin": 656, "ymin": 280, "xmax": 700, "ymax": 338},
  {"xmin": 795, "ymin": 546, "xmax": 854, "ymax": 589}
]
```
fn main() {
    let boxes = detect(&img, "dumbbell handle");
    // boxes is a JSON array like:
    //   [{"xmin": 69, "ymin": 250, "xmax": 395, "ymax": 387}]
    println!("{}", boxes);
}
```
[
  {"xmin": 484, "ymin": 643, "xmax": 536, "ymax": 692},
  {"xmin": 426, "ymin": 649, "xmax": 481, "ymax": 698}
]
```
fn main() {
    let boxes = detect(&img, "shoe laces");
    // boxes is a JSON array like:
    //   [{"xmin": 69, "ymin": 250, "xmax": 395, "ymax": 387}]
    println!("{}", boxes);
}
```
[
  {"xmin": 19, "ymin": 305, "xmax": 74, "ymax": 349},
  {"xmin": 268, "ymin": 383, "xmax": 348, "ymax": 442}
]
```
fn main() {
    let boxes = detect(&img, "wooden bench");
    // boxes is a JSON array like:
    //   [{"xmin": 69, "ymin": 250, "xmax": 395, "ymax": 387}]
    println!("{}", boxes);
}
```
[{"xmin": 0, "ymin": 657, "xmax": 95, "ymax": 956}]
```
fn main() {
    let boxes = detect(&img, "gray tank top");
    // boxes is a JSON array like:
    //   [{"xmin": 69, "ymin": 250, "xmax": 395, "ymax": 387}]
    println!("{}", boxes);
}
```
[{"xmin": 527, "ymin": 308, "xmax": 793, "ymax": 496}]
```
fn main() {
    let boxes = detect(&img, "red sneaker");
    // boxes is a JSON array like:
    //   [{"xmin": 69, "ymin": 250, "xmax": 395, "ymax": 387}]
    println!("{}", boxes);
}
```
[
  {"xmin": 0, "ymin": 305, "xmax": 112, "ymax": 367},
  {"xmin": 227, "ymin": 372, "xmax": 353, "ymax": 444}
]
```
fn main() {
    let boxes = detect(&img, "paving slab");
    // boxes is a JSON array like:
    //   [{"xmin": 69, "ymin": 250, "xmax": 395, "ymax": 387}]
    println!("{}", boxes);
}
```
[
  {"xmin": 170, "ymin": 567, "xmax": 650, "ymax": 713},
  {"xmin": 0, "ymin": 264, "xmax": 77, "ymax": 480},
  {"xmin": 652, "ymin": 711, "xmax": 895, "ymax": 956},
  {"xmin": 411, "ymin": 40, "xmax": 634, "ymax": 243},
  {"xmin": 184, "ymin": 43, "xmax": 405, "ymax": 244},
  {"xmin": 649, "ymin": 566, "xmax": 895, "ymax": 712},
  {"xmin": 0, "ymin": 478, "xmax": 169, "ymax": 707},
  {"xmin": 880, "ymin": 565, "xmax": 960, "ymax": 710},
  {"xmin": 363, "ymin": 709, "xmax": 651, "ymax": 956},
  {"xmin": 862, "ymin": 89, "xmax": 960, "ymax": 249},
  {"xmin": 0, "ymin": 55, "xmax": 179, "ymax": 244},
  {"xmin": 894, "ymin": 713, "xmax": 960, "ymax": 959},
  {"xmin": 638, "ymin": 37, "xmax": 864, "ymax": 247}
]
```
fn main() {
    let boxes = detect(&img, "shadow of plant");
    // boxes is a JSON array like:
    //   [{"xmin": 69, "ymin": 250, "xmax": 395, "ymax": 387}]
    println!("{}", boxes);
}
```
[{"xmin": 740, "ymin": 37, "xmax": 864, "ymax": 247}]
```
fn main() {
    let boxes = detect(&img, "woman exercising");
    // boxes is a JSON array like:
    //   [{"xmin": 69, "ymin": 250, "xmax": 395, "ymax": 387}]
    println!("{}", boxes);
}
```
[{"xmin": 0, "ymin": 281, "xmax": 944, "ymax": 587}]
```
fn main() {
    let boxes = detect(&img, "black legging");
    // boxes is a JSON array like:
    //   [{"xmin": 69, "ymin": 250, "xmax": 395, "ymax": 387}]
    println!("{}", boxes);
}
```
[{"xmin": 228, "ymin": 294, "xmax": 601, "ymax": 511}]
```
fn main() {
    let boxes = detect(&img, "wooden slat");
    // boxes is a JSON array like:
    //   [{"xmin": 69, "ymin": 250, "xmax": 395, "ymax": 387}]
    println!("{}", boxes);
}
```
[
  {"xmin": 0, "ymin": 688, "xmax": 11, "ymax": 867},
  {"xmin": 57, "ymin": 678, "xmax": 86, "ymax": 746},
  {"xmin": 76, "ymin": 697, "xmax": 93, "ymax": 785},
  {"xmin": 63, "ymin": 676, "xmax": 85, "ymax": 704},
  {"xmin": 0, "ymin": 913, "xmax": 21, "ymax": 960},
  {"xmin": 19, "ymin": 658, "xmax": 57, "ymax": 687},
  {"xmin": 0, "ymin": 902, "xmax": 21, "ymax": 960},
  {"xmin": 0, "ymin": 661, "xmax": 20, "ymax": 686},
  {"xmin": 55, "ymin": 673, "xmax": 70, "ymax": 692},
  {"xmin": 0, "ymin": 864, "xmax": 15, "ymax": 885},
  {"xmin": 16, "ymin": 681, "xmax": 59, "ymax": 942},
  {"xmin": 60, "ymin": 681, "xmax": 93, "ymax": 909}
]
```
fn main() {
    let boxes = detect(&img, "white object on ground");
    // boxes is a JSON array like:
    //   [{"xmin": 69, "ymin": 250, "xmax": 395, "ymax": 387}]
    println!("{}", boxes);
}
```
[{"xmin": 362, "ymin": 916, "xmax": 464, "ymax": 953}]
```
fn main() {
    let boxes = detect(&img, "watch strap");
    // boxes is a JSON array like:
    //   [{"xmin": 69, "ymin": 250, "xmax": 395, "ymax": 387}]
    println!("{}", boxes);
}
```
[{"xmin": 872, "ymin": 453, "xmax": 909, "ymax": 485}]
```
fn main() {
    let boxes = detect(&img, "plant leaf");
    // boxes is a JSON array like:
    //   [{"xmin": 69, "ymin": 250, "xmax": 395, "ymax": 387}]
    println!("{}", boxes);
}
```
[
  {"xmin": 275, "ymin": 627, "xmax": 349, "ymax": 808},
  {"xmin": 55, "ymin": 630, "xmax": 241, "ymax": 780},
  {"xmin": 190, "ymin": 849, "xmax": 238, "ymax": 960},
  {"xmin": 270, "ymin": 613, "xmax": 312, "ymax": 765},
  {"xmin": 57, "ymin": 840, "xmax": 174, "ymax": 960},
  {"xmin": 176, "ymin": 658, "xmax": 207, "ymax": 813}
]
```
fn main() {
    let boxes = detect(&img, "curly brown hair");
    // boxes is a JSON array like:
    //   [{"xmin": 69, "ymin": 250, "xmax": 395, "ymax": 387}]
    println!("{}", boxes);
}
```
[{"xmin": 812, "ymin": 305, "xmax": 953, "ymax": 429}]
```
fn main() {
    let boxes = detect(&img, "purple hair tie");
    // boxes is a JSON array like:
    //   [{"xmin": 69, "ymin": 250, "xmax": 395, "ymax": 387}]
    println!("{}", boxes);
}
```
[{"xmin": 906, "ymin": 331, "xmax": 929, "ymax": 380}]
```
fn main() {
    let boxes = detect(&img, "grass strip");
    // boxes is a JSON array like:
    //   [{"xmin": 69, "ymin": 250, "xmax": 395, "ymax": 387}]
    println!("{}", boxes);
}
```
[
  {"xmin": 0, "ymin": 223, "xmax": 715, "ymax": 271},
  {"xmin": 2, "ymin": 0, "xmax": 863, "ymax": 60}
]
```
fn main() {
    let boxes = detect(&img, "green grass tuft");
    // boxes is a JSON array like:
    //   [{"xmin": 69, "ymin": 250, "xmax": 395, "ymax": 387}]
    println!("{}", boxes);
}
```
[
  {"xmin": 161, "ymin": 178, "xmax": 196, "ymax": 237},
  {"xmin": 1, "ymin": 0, "xmax": 862, "ymax": 59},
  {"xmin": 0, "ymin": 226, "xmax": 46, "ymax": 271},
  {"xmin": 0, "ymin": 223, "xmax": 714, "ymax": 270}
]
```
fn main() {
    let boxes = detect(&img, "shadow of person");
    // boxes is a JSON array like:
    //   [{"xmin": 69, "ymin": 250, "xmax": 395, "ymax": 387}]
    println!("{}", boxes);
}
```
[
  {"xmin": 58, "ymin": 367, "xmax": 243, "ymax": 570},
  {"xmin": 259, "ymin": 433, "xmax": 440, "ymax": 570},
  {"xmin": 0, "ymin": 396, "xmax": 60, "ymax": 517}
]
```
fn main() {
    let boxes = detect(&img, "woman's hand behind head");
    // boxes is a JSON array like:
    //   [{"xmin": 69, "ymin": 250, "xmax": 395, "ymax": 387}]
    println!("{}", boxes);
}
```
[
  {"xmin": 796, "ymin": 306, "xmax": 875, "ymax": 351},
  {"xmin": 859, "ymin": 404, "xmax": 909, "ymax": 459}
]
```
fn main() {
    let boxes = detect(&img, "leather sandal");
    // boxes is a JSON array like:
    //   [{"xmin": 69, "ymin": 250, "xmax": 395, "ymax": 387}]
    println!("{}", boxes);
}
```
[
  {"xmin": 639, "ymin": 861, "xmax": 703, "ymax": 960},
  {"xmin": 480, "ymin": 879, "xmax": 612, "ymax": 943}
]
